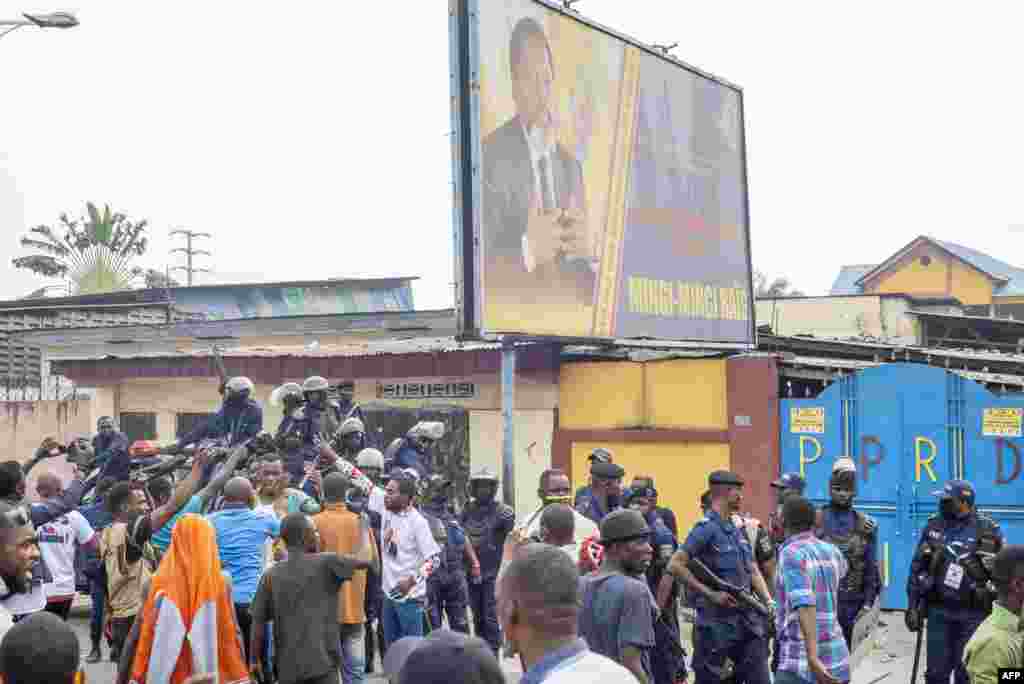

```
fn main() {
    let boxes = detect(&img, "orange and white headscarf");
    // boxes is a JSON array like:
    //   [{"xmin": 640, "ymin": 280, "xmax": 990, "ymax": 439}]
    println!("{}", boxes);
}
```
[{"xmin": 129, "ymin": 514, "xmax": 249, "ymax": 684}]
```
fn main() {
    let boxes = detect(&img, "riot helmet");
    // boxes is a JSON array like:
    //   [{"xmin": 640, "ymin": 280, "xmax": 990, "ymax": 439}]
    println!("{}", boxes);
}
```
[
  {"xmin": 356, "ymin": 448, "xmax": 385, "ymax": 485},
  {"xmin": 829, "ymin": 458, "xmax": 857, "ymax": 510},
  {"xmin": 97, "ymin": 416, "xmax": 116, "ymax": 435},
  {"xmin": 270, "ymin": 382, "xmax": 304, "ymax": 414},
  {"xmin": 469, "ymin": 465, "xmax": 499, "ymax": 505},
  {"xmin": 771, "ymin": 472, "xmax": 807, "ymax": 506},
  {"xmin": 302, "ymin": 376, "xmax": 330, "ymax": 407},
  {"xmin": 224, "ymin": 377, "xmax": 254, "ymax": 405},
  {"xmin": 933, "ymin": 479, "xmax": 976, "ymax": 520},
  {"xmin": 335, "ymin": 417, "xmax": 366, "ymax": 454},
  {"xmin": 407, "ymin": 421, "xmax": 445, "ymax": 454}
]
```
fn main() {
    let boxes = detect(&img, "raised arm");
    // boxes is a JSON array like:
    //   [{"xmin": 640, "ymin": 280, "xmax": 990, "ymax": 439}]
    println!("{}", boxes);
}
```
[
  {"xmin": 149, "ymin": 450, "xmax": 211, "ymax": 531},
  {"xmin": 197, "ymin": 445, "xmax": 248, "ymax": 511}
]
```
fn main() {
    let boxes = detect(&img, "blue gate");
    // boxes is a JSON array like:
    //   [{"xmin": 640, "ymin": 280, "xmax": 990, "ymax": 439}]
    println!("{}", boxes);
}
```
[{"xmin": 780, "ymin": 363, "xmax": 1024, "ymax": 610}]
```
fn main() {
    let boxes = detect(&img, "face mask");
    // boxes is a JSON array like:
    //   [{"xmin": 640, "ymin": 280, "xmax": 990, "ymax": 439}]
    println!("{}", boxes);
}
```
[
  {"xmin": 543, "ymin": 494, "xmax": 572, "ymax": 506},
  {"xmin": 473, "ymin": 485, "xmax": 496, "ymax": 504}
]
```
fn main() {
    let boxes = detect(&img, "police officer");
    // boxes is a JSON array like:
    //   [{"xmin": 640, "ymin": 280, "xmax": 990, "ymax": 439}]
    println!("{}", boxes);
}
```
[
  {"xmin": 574, "ymin": 447, "xmax": 613, "ymax": 507},
  {"xmin": 906, "ymin": 479, "xmax": 1004, "ymax": 684},
  {"xmin": 302, "ymin": 376, "xmax": 342, "ymax": 440},
  {"xmin": 92, "ymin": 416, "xmax": 130, "ymax": 481},
  {"xmin": 578, "ymin": 460, "xmax": 625, "ymax": 526},
  {"xmin": 768, "ymin": 472, "xmax": 806, "ymax": 547},
  {"xmin": 333, "ymin": 417, "xmax": 367, "ymax": 463},
  {"xmin": 420, "ymin": 474, "xmax": 481, "ymax": 634},
  {"xmin": 392, "ymin": 422, "xmax": 444, "ymax": 479},
  {"xmin": 627, "ymin": 484, "xmax": 688, "ymax": 684},
  {"xmin": 816, "ymin": 458, "xmax": 880, "ymax": 649},
  {"xmin": 272, "ymin": 382, "xmax": 320, "ymax": 487},
  {"xmin": 176, "ymin": 376, "xmax": 263, "ymax": 450},
  {"xmin": 668, "ymin": 471, "xmax": 774, "ymax": 684},
  {"xmin": 460, "ymin": 466, "xmax": 515, "ymax": 654}
]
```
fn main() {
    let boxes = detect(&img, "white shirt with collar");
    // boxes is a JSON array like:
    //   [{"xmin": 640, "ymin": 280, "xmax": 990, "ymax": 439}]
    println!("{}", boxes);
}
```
[{"xmin": 521, "ymin": 120, "xmax": 558, "ymax": 274}]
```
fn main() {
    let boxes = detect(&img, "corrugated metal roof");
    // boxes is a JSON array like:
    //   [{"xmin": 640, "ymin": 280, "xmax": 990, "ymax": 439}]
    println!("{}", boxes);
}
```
[
  {"xmin": 933, "ymin": 239, "xmax": 1024, "ymax": 295},
  {"xmin": 829, "ymin": 265, "xmax": 875, "ymax": 295},
  {"xmin": 779, "ymin": 354, "xmax": 1024, "ymax": 386}
]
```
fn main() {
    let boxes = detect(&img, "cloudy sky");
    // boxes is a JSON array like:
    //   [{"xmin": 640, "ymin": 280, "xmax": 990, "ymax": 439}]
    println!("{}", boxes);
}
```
[{"xmin": 2, "ymin": 1, "xmax": 1022, "ymax": 309}]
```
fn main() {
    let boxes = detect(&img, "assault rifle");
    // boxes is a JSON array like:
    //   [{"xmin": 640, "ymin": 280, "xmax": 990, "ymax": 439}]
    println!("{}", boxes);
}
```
[
  {"xmin": 688, "ymin": 556, "xmax": 774, "ymax": 634},
  {"xmin": 211, "ymin": 344, "xmax": 228, "ymax": 396}
]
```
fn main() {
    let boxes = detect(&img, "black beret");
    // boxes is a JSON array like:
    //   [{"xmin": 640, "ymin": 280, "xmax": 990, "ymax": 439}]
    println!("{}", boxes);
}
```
[
  {"xmin": 591, "ymin": 462, "xmax": 625, "ymax": 479},
  {"xmin": 708, "ymin": 470, "xmax": 744, "ymax": 486}
]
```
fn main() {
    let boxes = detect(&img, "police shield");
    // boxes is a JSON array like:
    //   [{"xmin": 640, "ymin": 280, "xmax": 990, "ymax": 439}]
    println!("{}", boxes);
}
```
[{"xmin": 848, "ymin": 595, "xmax": 881, "ymax": 672}]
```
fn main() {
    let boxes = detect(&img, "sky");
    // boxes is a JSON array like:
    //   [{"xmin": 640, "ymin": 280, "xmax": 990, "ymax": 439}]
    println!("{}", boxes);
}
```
[{"xmin": 2, "ymin": 1, "xmax": 1023, "ymax": 310}]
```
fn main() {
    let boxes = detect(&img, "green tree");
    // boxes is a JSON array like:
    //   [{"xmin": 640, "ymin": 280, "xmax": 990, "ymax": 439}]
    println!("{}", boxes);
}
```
[{"xmin": 12, "ymin": 203, "xmax": 151, "ymax": 295}]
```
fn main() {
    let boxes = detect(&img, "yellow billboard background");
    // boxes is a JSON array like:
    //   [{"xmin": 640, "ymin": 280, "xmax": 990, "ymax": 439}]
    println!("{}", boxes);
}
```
[{"xmin": 478, "ymin": 1, "xmax": 634, "ymax": 336}]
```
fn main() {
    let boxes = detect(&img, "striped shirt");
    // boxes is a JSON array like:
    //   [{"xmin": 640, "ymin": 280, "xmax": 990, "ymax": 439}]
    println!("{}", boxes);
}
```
[{"xmin": 776, "ymin": 531, "xmax": 851, "ymax": 684}]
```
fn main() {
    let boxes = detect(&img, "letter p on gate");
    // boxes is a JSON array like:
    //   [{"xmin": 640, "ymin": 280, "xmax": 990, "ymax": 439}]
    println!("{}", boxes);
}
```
[{"xmin": 799, "ymin": 436, "xmax": 822, "ymax": 477}]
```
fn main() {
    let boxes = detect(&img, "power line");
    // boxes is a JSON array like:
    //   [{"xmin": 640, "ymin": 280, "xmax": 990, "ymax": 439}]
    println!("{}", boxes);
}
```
[{"xmin": 169, "ymin": 229, "xmax": 212, "ymax": 287}]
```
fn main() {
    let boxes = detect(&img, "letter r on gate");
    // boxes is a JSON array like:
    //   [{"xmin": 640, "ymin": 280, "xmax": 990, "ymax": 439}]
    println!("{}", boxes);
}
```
[
  {"xmin": 915, "ymin": 437, "xmax": 939, "ymax": 483},
  {"xmin": 799, "ymin": 436, "xmax": 822, "ymax": 477}
]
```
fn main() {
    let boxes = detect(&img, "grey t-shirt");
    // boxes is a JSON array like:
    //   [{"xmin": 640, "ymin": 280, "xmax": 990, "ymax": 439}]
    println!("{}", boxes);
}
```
[
  {"xmin": 578, "ymin": 572, "xmax": 657, "ymax": 678},
  {"xmin": 252, "ymin": 552, "xmax": 356, "ymax": 684}
]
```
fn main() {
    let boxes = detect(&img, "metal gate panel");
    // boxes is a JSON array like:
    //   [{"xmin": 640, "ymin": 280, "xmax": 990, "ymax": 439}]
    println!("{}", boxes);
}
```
[{"xmin": 781, "ymin": 363, "xmax": 1023, "ymax": 611}]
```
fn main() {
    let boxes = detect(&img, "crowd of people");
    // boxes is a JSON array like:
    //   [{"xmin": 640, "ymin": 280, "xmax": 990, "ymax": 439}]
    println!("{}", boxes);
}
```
[{"xmin": 0, "ymin": 374, "xmax": 1019, "ymax": 684}]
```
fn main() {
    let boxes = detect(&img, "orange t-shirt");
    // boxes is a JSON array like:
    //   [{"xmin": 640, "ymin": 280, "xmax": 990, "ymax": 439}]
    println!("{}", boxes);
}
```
[{"xmin": 313, "ymin": 504, "xmax": 370, "ymax": 624}]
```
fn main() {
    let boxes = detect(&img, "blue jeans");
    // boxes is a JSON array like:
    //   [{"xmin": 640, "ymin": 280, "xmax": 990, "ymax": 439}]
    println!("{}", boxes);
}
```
[
  {"xmin": 89, "ymin": 577, "xmax": 106, "ymax": 645},
  {"xmin": 381, "ymin": 597, "xmax": 425, "ymax": 652},
  {"xmin": 339, "ymin": 623, "xmax": 366, "ymax": 684}
]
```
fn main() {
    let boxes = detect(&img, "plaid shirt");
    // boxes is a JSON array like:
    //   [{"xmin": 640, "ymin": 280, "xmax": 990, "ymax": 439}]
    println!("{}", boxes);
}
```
[{"xmin": 776, "ymin": 531, "xmax": 851, "ymax": 684}]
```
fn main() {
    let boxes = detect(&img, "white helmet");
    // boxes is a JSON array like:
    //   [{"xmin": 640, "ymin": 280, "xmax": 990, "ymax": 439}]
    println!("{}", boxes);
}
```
[
  {"xmin": 269, "ymin": 382, "xmax": 303, "ymax": 408},
  {"xmin": 302, "ymin": 376, "xmax": 330, "ymax": 393},
  {"xmin": 407, "ymin": 421, "xmax": 445, "ymax": 441},
  {"xmin": 338, "ymin": 417, "xmax": 365, "ymax": 436},
  {"xmin": 356, "ymin": 448, "xmax": 385, "ymax": 470},
  {"xmin": 225, "ymin": 376, "xmax": 254, "ymax": 399}
]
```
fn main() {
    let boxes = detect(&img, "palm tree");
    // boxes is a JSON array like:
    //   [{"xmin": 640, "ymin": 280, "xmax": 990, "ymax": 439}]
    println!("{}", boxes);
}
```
[{"xmin": 12, "ymin": 203, "xmax": 151, "ymax": 295}]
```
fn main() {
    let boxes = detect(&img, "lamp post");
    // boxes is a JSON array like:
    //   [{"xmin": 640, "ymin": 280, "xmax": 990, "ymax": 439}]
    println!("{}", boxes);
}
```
[{"xmin": 0, "ymin": 12, "xmax": 78, "ymax": 41}]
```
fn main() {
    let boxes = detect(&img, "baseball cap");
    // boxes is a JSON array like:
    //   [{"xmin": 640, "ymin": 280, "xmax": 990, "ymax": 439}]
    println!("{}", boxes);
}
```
[
  {"xmin": 590, "ymin": 462, "xmax": 625, "ymax": 480},
  {"xmin": 588, "ymin": 448, "xmax": 614, "ymax": 464},
  {"xmin": 932, "ymin": 479, "xmax": 975, "ymax": 504},
  {"xmin": 382, "ymin": 629, "xmax": 503, "ymax": 684},
  {"xmin": 771, "ymin": 473, "xmax": 806, "ymax": 492},
  {"xmin": 708, "ymin": 470, "xmax": 744, "ymax": 487}
]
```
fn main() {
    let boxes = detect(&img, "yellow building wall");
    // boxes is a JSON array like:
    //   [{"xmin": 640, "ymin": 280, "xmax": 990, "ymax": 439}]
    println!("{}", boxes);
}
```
[
  {"xmin": 559, "ymin": 362, "xmax": 644, "ymax": 429},
  {"xmin": 645, "ymin": 359, "xmax": 728, "ymax": 430},
  {"xmin": 570, "ymin": 441, "xmax": 729, "ymax": 539},
  {"xmin": 949, "ymin": 259, "xmax": 993, "ymax": 306},
  {"xmin": 560, "ymin": 358, "xmax": 728, "ymax": 430},
  {"xmin": 871, "ymin": 249, "xmax": 950, "ymax": 297}
]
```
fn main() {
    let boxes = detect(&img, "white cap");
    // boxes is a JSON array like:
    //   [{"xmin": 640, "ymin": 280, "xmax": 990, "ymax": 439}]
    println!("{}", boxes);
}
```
[
  {"xmin": 408, "ymin": 421, "xmax": 445, "ymax": 441},
  {"xmin": 832, "ymin": 457, "xmax": 856, "ymax": 474}
]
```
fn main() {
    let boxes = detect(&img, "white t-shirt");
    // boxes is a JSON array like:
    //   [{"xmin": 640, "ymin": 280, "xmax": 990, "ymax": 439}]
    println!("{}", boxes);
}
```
[
  {"xmin": 38, "ymin": 510, "xmax": 95, "ymax": 600},
  {"xmin": 379, "ymin": 507, "xmax": 440, "ymax": 599},
  {"xmin": 542, "ymin": 650, "xmax": 636, "ymax": 684}
]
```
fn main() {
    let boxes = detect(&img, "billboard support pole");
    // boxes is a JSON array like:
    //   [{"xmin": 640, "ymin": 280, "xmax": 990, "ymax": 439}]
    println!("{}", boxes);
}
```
[{"xmin": 501, "ymin": 337, "xmax": 516, "ymax": 507}]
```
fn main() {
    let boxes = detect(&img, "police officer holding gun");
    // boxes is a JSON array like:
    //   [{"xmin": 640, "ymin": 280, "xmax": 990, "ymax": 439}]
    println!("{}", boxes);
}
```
[
  {"xmin": 667, "ymin": 471, "xmax": 775, "ymax": 684},
  {"xmin": 906, "ymin": 479, "xmax": 1004, "ymax": 684}
]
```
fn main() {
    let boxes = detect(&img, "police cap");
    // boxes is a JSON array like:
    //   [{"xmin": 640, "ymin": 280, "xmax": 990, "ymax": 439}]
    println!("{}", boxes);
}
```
[
  {"xmin": 600, "ymin": 509, "xmax": 651, "ymax": 544},
  {"xmin": 588, "ymin": 448, "xmax": 614, "ymax": 464},
  {"xmin": 708, "ymin": 470, "xmax": 744, "ymax": 487},
  {"xmin": 771, "ymin": 472, "xmax": 806, "ymax": 492},
  {"xmin": 932, "ymin": 479, "xmax": 976, "ymax": 505},
  {"xmin": 590, "ymin": 462, "xmax": 625, "ymax": 480}
]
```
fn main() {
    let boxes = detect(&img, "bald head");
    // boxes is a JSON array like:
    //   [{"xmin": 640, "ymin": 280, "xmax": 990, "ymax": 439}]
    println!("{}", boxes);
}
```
[
  {"xmin": 281, "ymin": 512, "xmax": 316, "ymax": 550},
  {"xmin": 223, "ymin": 477, "xmax": 254, "ymax": 504},
  {"xmin": 499, "ymin": 544, "xmax": 579, "ymax": 639},
  {"xmin": 322, "ymin": 472, "xmax": 349, "ymax": 503},
  {"xmin": 35, "ymin": 473, "xmax": 63, "ymax": 500}
]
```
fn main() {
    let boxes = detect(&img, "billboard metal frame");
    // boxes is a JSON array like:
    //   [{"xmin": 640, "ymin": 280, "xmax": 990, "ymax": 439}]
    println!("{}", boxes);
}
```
[{"xmin": 449, "ymin": 0, "xmax": 756, "ymax": 350}]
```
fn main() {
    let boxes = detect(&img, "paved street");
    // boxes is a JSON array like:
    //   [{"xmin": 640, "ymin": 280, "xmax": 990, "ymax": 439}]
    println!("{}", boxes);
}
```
[{"xmin": 68, "ymin": 602, "xmax": 919, "ymax": 684}]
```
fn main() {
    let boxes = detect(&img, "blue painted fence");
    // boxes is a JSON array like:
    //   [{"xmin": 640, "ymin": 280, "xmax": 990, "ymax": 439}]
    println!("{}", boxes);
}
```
[{"xmin": 780, "ymin": 363, "xmax": 1024, "ymax": 610}]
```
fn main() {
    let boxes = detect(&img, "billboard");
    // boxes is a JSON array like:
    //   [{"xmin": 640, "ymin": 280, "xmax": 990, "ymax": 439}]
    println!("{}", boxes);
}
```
[{"xmin": 451, "ymin": 0, "xmax": 754, "ymax": 346}]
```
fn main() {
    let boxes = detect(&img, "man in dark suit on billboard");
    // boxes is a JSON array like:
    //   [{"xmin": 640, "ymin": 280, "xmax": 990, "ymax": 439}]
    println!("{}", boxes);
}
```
[{"xmin": 482, "ymin": 17, "xmax": 595, "ymax": 302}]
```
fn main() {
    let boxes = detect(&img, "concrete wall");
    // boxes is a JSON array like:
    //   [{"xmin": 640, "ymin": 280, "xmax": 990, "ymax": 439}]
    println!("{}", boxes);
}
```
[
  {"xmin": 0, "ymin": 400, "xmax": 95, "ymax": 501},
  {"xmin": 756, "ymin": 295, "xmax": 919, "ymax": 344}
]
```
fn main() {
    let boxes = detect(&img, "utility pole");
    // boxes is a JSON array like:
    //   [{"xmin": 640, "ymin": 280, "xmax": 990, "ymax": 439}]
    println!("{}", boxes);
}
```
[{"xmin": 169, "ymin": 229, "xmax": 212, "ymax": 287}]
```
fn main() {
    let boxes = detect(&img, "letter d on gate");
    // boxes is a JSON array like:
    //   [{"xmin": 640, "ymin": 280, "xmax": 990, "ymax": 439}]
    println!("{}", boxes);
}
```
[{"xmin": 799, "ymin": 436, "xmax": 822, "ymax": 477}]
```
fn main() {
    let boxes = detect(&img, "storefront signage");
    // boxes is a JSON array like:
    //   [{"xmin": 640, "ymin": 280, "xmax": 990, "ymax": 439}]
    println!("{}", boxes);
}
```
[
  {"xmin": 790, "ymin": 407, "xmax": 825, "ymax": 434},
  {"xmin": 377, "ymin": 381, "xmax": 476, "ymax": 400},
  {"xmin": 983, "ymin": 408, "xmax": 1022, "ymax": 438}
]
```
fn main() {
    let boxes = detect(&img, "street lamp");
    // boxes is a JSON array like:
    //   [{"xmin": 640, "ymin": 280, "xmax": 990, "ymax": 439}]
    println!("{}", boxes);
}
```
[{"xmin": 0, "ymin": 12, "xmax": 78, "ymax": 40}]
